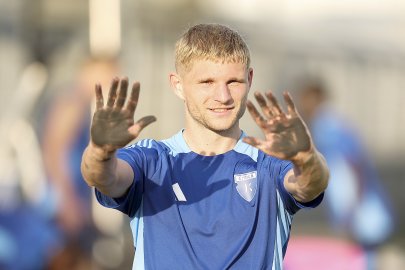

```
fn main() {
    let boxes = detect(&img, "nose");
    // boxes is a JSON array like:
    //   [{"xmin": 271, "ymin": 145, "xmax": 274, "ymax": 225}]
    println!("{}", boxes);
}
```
[{"xmin": 214, "ymin": 83, "xmax": 232, "ymax": 104}]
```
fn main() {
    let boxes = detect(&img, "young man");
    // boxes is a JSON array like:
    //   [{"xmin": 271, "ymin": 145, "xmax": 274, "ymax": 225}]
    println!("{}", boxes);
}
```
[{"xmin": 81, "ymin": 24, "xmax": 329, "ymax": 269}]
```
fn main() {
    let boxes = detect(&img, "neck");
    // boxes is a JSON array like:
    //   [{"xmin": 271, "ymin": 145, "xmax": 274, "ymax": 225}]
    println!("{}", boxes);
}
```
[{"xmin": 183, "ymin": 124, "xmax": 241, "ymax": 156}]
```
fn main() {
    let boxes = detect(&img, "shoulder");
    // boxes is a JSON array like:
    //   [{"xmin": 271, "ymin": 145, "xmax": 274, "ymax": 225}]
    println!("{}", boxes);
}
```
[
  {"xmin": 117, "ymin": 139, "xmax": 170, "ymax": 172},
  {"xmin": 128, "ymin": 139, "xmax": 168, "ymax": 150},
  {"xmin": 234, "ymin": 132, "xmax": 259, "ymax": 161},
  {"xmin": 160, "ymin": 130, "xmax": 192, "ymax": 157},
  {"xmin": 122, "ymin": 139, "xmax": 170, "ymax": 158},
  {"xmin": 120, "ymin": 130, "xmax": 188, "ymax": 158},
  {"xmin": 258, "ymin": 152, "xmax": 293, "ymax": 177}
]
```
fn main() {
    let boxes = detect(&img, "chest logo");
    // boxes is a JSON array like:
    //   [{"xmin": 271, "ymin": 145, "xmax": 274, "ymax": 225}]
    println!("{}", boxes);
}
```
[{"xmin": 234, "ymin": 171, "xmax": 257, "ymax": 202}]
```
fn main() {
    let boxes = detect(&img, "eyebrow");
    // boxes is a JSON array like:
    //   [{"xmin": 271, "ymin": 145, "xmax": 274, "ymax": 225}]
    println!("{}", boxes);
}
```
[
  {"xmin": 227, "ymin": 77, "xmax": 246, "ymax": 83},
  {"xmin": 197, "ymin": 78, "xmax": 214, "ymax": 83},
  {"xmin": 197, "ymin": 77, "xmax": 246, "ymax": 84}
]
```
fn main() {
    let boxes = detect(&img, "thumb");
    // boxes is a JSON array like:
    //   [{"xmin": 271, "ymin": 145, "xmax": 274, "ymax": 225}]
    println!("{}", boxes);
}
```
[{"xmin": 128, "ymin": 115, "xmax": 157, "ymax": 136}]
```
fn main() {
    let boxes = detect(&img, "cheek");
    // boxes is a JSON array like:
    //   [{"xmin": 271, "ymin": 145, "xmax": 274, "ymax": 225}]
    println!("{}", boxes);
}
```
[
  {"xmin": 185, "ymin": 88, "xmax": 209, "ymax": 106},
  {"xmin": 184, "ymin": 95, "xmax": 204, "ymax": 114},
  {"xmin": 238, "ymin": 96, "xmax": 248, "ymax": 113},
  {"xmin": 232, "ymin": 87, "xmax": 249, "ymax": 103}
]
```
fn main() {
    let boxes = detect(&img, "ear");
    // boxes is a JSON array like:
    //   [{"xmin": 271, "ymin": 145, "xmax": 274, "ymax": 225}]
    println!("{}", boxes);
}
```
[
  {"xmin": 169, "ymin": 72, "xmax": 185, "ymax": 100},
  {"xmin": 247, "ymin": 67, "xmax": 254, "ymax": 89}
]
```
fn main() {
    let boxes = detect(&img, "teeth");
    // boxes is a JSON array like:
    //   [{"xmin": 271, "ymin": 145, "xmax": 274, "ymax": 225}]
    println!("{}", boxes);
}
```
[{"xmin": 212, "ymin": 109, "xmax": 228, "ymax": 112}]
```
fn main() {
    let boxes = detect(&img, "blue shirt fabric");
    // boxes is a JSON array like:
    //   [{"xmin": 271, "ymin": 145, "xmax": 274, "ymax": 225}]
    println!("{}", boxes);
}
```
[{"xmin": 96, "ymin": 130, "xmax": 323, "ymax": 270}]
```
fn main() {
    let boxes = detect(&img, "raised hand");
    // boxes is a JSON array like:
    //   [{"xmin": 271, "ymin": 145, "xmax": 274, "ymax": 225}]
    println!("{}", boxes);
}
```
[
  {"xmin": 243, "ymin": 91, "xmax": 312, "ymax": 161},
  {"xmin": 91, "ymin": 77, "xmax": 156, "ymax": 152}
]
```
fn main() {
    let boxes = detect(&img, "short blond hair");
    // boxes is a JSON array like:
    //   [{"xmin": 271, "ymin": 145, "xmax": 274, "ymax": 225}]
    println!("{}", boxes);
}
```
[{"xmin": 175, "ymin": 23, "xmax": 251, "ymax": 73}]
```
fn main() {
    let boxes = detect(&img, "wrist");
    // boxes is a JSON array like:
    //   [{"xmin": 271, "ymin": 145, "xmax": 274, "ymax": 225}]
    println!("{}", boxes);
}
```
[
  {"xmin": 291, "ymin": 147, "xmax": 329, "ymax": 183},
  {"xmin": 290, "ymin": 146, "xmax": 319, "ymax": 175},
  {"xmin": 291, "ymin": 144, "xmax": 316, "ymax": 163},
  {"xmin": 87, "ymin": 141, "xmax": 116, "ymax": 161}
]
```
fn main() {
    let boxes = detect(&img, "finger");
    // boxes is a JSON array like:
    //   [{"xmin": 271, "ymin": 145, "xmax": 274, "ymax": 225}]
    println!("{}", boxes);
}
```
[
  {"xmin": 95, "ymin": 84, "xmax": 104, "ymax": 110},
  {"xmin": 243, "ymin": 136, "xmax": 268, "ymax": 152},
  {"xmin": 242, "ymin": 136, "xmax": 263, "ymax": 147},
  {"xmin": 125, "ymin": 82, "xmax": 140, "ymax": 115},
  {"xmin": 254, "ymin": 91, "xmax": 273, "ymax": 119},
  {"xmin": 115, "ymin": 77, "xmax": 128, "ymax": 109},
  {"xmin": 283, "ymin": 91, "xmax": 297, "ymax": 116},
  {"xmin": 107, "ymin": 77, "xmax": 119, "ymax": 108},
  {"xmin": 265, "ymin": 91, "xmax": 283, "ymax": 116},
  {"xmin": 247, "ymin": 100, "xmax": 268, "ymax": 130},
  {"xmin": 128, "ymin": 115, "xmax": 157, "ymax": 136}
]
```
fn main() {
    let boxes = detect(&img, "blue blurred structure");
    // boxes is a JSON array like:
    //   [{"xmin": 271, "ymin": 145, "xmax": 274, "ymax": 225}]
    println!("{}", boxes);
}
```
[
  {"xmin": 0, "ymin": 206, "xmax": 60, "ymax": 270},
  {"xmin": 295, "ymin": 77, "xmax": 394, "ymax": 270},
  {"xmin": 0, "ymin": 62, "xmax": 62, "ymax": 269}
]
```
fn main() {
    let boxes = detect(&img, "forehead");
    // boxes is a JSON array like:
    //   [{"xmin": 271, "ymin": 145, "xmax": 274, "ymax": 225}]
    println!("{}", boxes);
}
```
[{"xmin": 181, "ymin": 59, "xmax": 247, "ymax": 79}]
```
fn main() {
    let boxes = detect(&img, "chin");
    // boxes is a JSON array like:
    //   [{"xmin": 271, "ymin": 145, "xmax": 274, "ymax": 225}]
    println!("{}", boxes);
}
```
[{"xmin": 205, "ymin": 120, "xmax": 238, "ymax": 133}]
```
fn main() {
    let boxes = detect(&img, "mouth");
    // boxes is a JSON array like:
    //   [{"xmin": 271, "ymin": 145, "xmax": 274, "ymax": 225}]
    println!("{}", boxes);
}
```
[{"xmin": 209, "ymin": 107, "xmax": 234, "ymax": 112}]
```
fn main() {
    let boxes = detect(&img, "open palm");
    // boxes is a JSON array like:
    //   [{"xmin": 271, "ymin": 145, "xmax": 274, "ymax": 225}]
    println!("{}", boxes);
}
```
[
  {"xmin": 91, "ymin": 77, "xmax": 156, "ymax": 152},
  {"xmin": 244, "ymin": 91, "xmax": 312, "ymax": 161}
]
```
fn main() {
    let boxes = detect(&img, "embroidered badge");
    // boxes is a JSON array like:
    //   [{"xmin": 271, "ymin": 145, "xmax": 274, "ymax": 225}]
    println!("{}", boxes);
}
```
[{"xmin": 234, "ymin": 171, "xmax": 257, "ymax": 202}]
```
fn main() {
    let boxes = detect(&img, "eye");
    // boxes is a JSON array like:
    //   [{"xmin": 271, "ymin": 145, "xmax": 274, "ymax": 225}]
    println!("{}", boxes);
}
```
[
  {"xmin": 199, "ymin": 79, "xmax": 214, "ymax": 85},
  {"xmin": 228, "ymin": 80, "xmax": 243, "ymax": 86}
]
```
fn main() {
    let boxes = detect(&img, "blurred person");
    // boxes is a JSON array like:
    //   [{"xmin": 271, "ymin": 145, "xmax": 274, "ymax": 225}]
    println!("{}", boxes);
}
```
[
  {"xmin": 0, "ymin": 61, "xmax": 60, "ymax": 270},
  {"xmin": 41, "ymin": 58, "xmax": 119, "ymax": 269},
  {"xmin": 81, "ymin": 24, "xmax": 329, "ymax": 269},
  {"xmin": 295, "ymin": 77, "xmax": 394, "ymax": 270}
]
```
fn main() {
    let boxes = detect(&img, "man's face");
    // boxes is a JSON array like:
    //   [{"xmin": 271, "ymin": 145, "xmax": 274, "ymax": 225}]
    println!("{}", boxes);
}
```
[{"xmin": 176, "ymin": 59, "xmax": 253, "ymax": 133}]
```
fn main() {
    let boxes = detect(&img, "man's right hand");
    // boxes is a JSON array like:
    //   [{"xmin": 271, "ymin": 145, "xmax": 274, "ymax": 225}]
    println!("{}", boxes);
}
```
[
  {"xmin": 81, "ymin": 77, "xmax": 155, "ymax": 197},
  {"xmin": 91, "ymin": 77, "xmax": 156, "ymax": 157}
]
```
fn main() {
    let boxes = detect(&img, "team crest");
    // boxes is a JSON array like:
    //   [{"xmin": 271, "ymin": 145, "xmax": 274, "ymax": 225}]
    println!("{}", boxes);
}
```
[{"xmin": 234, "ymin": 171, "xmax": 257, "ymax": 202}]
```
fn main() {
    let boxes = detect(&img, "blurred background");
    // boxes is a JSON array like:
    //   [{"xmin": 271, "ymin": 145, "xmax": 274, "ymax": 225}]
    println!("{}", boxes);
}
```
[{"xmin": 0, "ymin": 0, "xmax": 404, "ymax": 269}]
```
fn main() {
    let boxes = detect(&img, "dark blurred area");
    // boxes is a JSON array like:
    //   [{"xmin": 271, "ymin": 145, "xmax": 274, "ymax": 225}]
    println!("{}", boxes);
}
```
[{"xmin": 0, "ymin": 0, "xmax": 404, "ymax": 269}]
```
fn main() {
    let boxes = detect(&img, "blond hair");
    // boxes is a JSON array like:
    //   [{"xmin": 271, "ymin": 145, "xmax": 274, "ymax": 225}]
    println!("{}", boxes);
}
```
[{"xmin": 175, "ymin": 23, "xmax": 251, "ymax": 73}]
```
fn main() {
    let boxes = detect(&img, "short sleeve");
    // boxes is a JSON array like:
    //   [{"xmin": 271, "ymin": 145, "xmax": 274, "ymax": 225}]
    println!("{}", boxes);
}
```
[
  {"xmin": 275, "ymin": 160, "xmax": 324, "ymax": 215},
  {"xmin": 95, "ymin": 145, "xmax": 146, "ymax": 218}
]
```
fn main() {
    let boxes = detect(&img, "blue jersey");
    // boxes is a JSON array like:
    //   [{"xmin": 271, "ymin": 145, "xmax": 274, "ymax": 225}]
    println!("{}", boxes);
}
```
[{"xmin": 96, "ymin": 130, "xmax": 323, "ymax": 270}]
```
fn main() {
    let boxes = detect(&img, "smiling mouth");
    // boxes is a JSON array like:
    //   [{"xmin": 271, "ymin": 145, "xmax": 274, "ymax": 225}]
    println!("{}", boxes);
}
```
[{"xmin": 209, "ymin": 108, "xmax": 234, "ymax": 113}]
